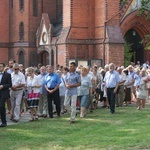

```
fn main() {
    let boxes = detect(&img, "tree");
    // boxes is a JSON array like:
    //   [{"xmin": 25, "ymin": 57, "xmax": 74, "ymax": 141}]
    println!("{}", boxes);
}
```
[
  {"xmin": 138, "ymin": 0, "xmax": 150, "ymax": 19},
  {"xmin": 142, "ymin": 34, "xmax": 150, "ymax": 50},
  {"xmin": 138, "ymin": 0, "xmax": 150, "ymax": 50},
  {"xmin": 124, "ymin": 40, "xmax": 133, "ymax": 67}
]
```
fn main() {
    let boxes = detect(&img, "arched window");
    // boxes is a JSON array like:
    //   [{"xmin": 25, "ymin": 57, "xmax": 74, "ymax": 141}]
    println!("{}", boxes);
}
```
[
  {"xmin": 18, "ymin": 50, "xmax": 24, "ymax": 65},
  {"xmin": 33, "ymin": 0, "xmax": 38, "ymax": 16},
  {"xmin": 51, "ymin": 49, "xmax": 54, "ymax": 66},
  {"xmin": 10, "ymin": 0, "xmax": 13, "ymax": 8},
  {"xmin": 19, "ymin": 0, "xmax": 24, "ymax": 12},
  {"xmin": 19, "ymin": 22, "xmax": 24, "ymax": 42}
]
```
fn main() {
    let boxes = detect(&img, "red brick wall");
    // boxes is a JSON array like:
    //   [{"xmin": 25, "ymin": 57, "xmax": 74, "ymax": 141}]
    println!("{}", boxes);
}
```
[
  {"xmin": 0, "ymin": 0, "xmax": 9, "ymax": 63},
  {"xmin": 106, "ymin": 0, "xmax": 120, "ymax": 26},
  {"xmin": 57, "ymin": 45, "xmax": 66, "ymax": 65},
  {"xmin": 105, "ymin": 44, "xmax": 124, "ymax": 66},
  {"xmin": 0, "ymin": 0, "xmax": 9, "ymax": 42},
  {"xmin": 0, "ymin": 48, "xmax": 9, "ymax": 64},
  {"xmin": 95, "ymin": 0, "xmax": 105, "ymax": 39},
  {"xmin": 63, "ymin": 0, "xmax": 72, "ymax": 27},
  {"xmin": 10, "ymin": 0, "xmax": 29, "ymax": 42},
  {"xmin": 29, "ymin": 0, "xmax": 42, "ymax": 43},
  {"xmin": 43, "ymin": 0, "xmax": 62, "ymax": 24},
  {"xmin": 1, "ymin": 0, "xmax": 149, "ymax": 67}
]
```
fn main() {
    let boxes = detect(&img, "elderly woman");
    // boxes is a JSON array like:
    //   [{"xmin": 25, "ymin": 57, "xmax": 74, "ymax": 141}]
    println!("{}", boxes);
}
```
[
  {"xmin": 77, "ymin": 67, "xmax": 92, "ymax": 118},
  {"xmin": 123, "ymin": 69, "xmax": 133, "ymax": 106},
  {"xmin": 26, "ymin": 67, "xmax": 41, "ymax": 121},
  {"xmin": 136, "ymin": 69, "xmax": 149, "ymax": 110}
]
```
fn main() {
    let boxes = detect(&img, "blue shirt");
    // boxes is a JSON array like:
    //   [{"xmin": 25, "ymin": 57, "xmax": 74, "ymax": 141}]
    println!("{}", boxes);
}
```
[
  {"xmin": 65, "ymin": 71, "xmax": 81, "ymax": 96},
  {"xmin": 38, "ymin": 73, "xmax": 48, "ymax": 95},
  {"xmin": 103, "ymin": 70, "xmax": 120, "ymax": 88},
  {"xmin": 129, "ymin": 70, "xmax": 135, "ymax": 79},
  {"xmin": 44, "ymin": 72, "xmax": 61, "ymax": 89}
]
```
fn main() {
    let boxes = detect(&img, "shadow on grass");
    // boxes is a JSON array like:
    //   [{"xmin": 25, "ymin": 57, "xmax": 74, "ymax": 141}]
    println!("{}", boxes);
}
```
[{"xmin": 1, "ymin": 106, "xmax": 150, "ymax": 150}]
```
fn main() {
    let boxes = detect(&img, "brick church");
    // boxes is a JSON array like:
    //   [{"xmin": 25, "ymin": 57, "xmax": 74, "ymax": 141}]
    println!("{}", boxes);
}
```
[{"xmin": 0, "ymin": 0, "xmax": 150, "ymax": 68}]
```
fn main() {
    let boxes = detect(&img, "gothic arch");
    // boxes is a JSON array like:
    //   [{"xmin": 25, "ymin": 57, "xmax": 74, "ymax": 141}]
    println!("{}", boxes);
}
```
[
  {"xmin": 33, "ymin": 0, "xmax": 38, "ymax": 16},
  {"xmin": 19, "ymin": 0, "xmax": 24, "ymax": 12},
  {"xmin": 17, "ymin": 49, "xmax": 25, "ymax": 65},
  {"xmin": 17, "ymin": 48, "xmax": 26, "ymax": 55},
  {"xmin": 121, "ymin": 10, "xmax": 150, "ymax": 63},
  {"xmin": 19, "ymin": 21, "xmax": 24, "ymax": 42},
  {"xmin": 121, "ymin": 10, "xmax": 149, "ymax": 39}
]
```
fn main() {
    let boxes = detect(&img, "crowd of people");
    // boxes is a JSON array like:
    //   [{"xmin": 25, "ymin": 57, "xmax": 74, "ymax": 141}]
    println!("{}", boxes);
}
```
[{"xmin": 0, "ymin": 59, "xmax": 150, "ymax": 127}]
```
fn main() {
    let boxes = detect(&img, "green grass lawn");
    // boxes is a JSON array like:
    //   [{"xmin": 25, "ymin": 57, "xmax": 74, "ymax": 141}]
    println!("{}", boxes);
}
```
[{"xmin": 1, "ymin": 105, "xmax": 150, "ymax": 150}]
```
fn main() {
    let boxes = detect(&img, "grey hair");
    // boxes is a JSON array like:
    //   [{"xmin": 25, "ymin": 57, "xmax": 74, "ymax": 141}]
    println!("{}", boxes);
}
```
[
  {"xmin": 27, "ymin": 67, "xmax": 35, "ymax": 73},
  {"xmin": 13, "ymin": 63, "xmax": 19, "ymax": 68}
]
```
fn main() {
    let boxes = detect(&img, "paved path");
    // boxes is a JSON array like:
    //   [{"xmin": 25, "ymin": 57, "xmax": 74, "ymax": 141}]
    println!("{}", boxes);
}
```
[
  {"xmin": 6, "ymin": 111, "xmax": 32, "ymax": 126},
  {"xmin": 5, "ymin": 100, "xmax": 150, "ymax": 126}
]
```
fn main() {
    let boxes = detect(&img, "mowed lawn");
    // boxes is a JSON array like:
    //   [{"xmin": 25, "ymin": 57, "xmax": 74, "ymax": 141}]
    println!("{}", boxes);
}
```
[{"xmin": 1, "ymin": 104, "xmax": 150, "ymax": 150}]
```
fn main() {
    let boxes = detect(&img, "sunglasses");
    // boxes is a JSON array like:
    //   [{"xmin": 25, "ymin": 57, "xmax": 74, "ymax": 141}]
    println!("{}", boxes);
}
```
[{"xmin": 14, "ymin": 68, "xmax": 19, "ymax": 70}]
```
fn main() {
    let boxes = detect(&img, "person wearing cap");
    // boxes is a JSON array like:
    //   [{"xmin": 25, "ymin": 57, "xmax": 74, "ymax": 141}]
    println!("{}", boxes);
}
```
[{"xmin": 103, "ymin": 63, "xmax": 120, "ymax": 114}]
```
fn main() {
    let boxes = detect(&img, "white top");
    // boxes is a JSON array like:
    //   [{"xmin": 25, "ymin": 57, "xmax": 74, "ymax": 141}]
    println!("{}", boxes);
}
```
[
  {"xmin": 11, "ymin": 71, "xmax": 26, "ymax": 88},
  {"xmin": 119, "ymin": 72, "xmax": 126, "ymax": 85},
  {"xmin": 103, "ymin": 70, "xmax": 120, "ymax": 88},
  {"xmin": 136, "ymin": 76, "xmax": 148, "ymax": 98},
  {"xmin": 26, "ymin": 75, "xmax": 41, "ymax": 93},
  {"xmin": 59, "ymin": 77, "xmax": 66, "ymax": 96},
  {"xmin": 124, "ymin": 75, "xmax": 132, "ymax": 88}
]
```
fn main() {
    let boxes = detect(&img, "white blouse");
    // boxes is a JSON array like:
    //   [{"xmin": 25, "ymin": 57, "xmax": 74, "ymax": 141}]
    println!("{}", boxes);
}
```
[{"xmin": 26, "ymin": 75, "xmax": 41, "ymax": 93}]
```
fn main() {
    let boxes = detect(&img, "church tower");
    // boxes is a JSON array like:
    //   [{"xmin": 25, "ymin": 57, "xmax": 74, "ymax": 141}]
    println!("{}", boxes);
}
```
[
  {"xmin": 9, "ymin": 0, "xmax": 44, "ymax": 67},
  {"xmin": 95, "ymin": 0, "xmax": 124, "ymax": 65},
  {"xmin": 0, "ymin": 0, "xmax": 9, "ymax": 63}
]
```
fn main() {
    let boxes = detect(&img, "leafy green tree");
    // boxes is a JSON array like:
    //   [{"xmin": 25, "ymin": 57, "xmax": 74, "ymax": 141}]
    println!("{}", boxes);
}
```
[
  {"xmin": 138, "ymin": 0, "xmax": 150, "ymax": 19},
  {"xmin": 142, "ymin": 34, "xmax": 150, "ymax": 50},
  {"xmin": 124, "ymin": 40, "xmax": 133, "ymax": 67},
  {"xmin": 138, "ymin": 0, "xmax": 150, "ymax": 50}
]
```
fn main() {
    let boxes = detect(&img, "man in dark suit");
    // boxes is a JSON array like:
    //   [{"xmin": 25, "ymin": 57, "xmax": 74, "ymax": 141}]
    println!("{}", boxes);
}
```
[{"xmin": 0, "ymin": 62, "xmax": 12, "ymax": 127}]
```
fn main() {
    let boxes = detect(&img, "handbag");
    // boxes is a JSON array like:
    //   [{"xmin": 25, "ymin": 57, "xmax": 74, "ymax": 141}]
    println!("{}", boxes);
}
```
[{"xmin": 95, "ymin": 88, "xmax": 101, "ymax": 94}]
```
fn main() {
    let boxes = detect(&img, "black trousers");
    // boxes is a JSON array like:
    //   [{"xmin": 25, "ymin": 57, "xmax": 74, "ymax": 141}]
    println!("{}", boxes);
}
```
[
  {"xmin": 0, "ymin": 96, "xmax": 7, "ymax": 124},
  {"xmin": 47, "ymin": 89, "xmax": 60, "ymax": 117},
  {"xmin": 107, "ymin": 87, "xmax": 116, "ymax": 113}
]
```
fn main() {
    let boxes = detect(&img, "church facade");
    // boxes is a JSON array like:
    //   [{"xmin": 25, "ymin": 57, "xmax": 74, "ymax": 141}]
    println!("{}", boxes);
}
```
[{"xmin": 0, "ymin": 0, "xmax": 149, "ymax": 68}]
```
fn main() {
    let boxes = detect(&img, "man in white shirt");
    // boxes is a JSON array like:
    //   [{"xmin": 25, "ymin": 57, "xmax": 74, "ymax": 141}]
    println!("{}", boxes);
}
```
[
  {"xmin": 10, "ymin": 63, "xmax": 26, "ymax": 122},
  {"xmin": 103, "ymin": 63, "xmax": 120, "ymax": 114}
]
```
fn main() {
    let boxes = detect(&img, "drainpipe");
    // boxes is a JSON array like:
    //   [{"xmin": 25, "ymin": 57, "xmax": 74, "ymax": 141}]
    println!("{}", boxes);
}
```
[
  {"xmin": 102, "ymin": 10, "xmax": 121, "ymax": 67},
  {"xmin": 54, "ymin": 37, "xmax": 59, "ymax": 69}
]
